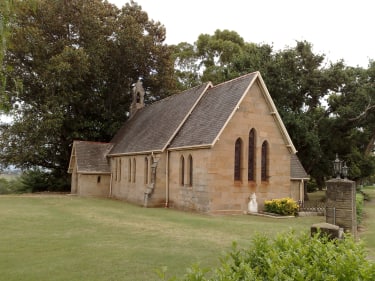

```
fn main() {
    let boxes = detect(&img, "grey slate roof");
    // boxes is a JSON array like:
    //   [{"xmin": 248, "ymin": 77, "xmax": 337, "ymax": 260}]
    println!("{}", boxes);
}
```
[
  {"xmin": 169, "ymin": 72, "xmax": 257, "ymax": 149},
  {"xmin": 69, "ymin": 71, "xmax": 304, "ymax": 179},
  {"xmin": 108, "ymin": 83, "xmax": 210, "ymax": 155},
  {"xmin": 290, "ymin": 154, "xmax": 309, "ymax": 179},
  {"xmin": 73, "ymin": 141, "xmax": 112, "ymax": 173}
]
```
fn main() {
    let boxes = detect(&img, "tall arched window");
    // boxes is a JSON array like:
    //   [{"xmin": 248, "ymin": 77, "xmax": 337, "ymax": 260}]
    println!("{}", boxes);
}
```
[
  {"xmin": 144, "ymin": 157, "xmax": 149, "ymax": 184},
  {"xmin": 180, "ymin": 156, "xmax": 185, "ymax": 186},
  {"xmin": 132, "ymin": 158, "xmax": 136, "ymax": 183},
  {"xmin": 188, "ymin": 155, "xmax": 193, "ymax": 186},
  {"xmin": 248, "ymin": 129, "xmax": 256, "ymax": 181},
  {"xmin": 261, "ymin": 141, "xmax": 269, "ymax": 181},
  {"xmin": 234, "ymin": 138, "xmax": 242, "ymax": 181}
]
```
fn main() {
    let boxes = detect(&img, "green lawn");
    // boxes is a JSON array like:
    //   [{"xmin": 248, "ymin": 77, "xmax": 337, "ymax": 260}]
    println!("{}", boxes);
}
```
[
  {"xmin": 1, "ymin": 191, "xmax": 374, "ymax": 281},
  {"xmin": 359, "ymin": 186, "xmax": 375, "ymax": 259}
]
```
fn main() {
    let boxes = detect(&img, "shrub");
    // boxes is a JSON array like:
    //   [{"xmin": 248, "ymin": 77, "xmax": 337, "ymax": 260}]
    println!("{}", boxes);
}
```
[
  {"xmin": 20, "ymin": 169, "xmax": 51, "ymax": 193},
  {"xmin": 0, "ymin": 176, "xmax": 30, "ymax": 194},
  {"xmin": 307, "ymin": 179, "xmax": 318, "ymax": 192},
  {"xmin": 357, "ymin": 192, "xmax": 365, "ymax": 224},
  {"xmin": 158, "ymin": 231, "xmax": 375, "ymax": 281},
  {"xmin": 19, "ymin": 168, "xmax": 70, "ymax": 192},
  {"xmin": 0, "ymin": 178, "xmax": 11, "ymax": 194},
  {"xmin": 264, "ymin": 197, "xmax": 299, "ymax": 216}
]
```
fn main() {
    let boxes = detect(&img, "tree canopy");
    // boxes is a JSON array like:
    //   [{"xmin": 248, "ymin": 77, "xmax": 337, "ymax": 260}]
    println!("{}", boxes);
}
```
[
  {"xmin": 1, "ymin": 1, "xmax": 374, "ymax": 190},
  {"xmin": 0, "ymin": 0, "xmax": 176, "ymax": 189},
  {"xmin": 172, "ymin": 30, "xmax": 375, "ymax": 187}
]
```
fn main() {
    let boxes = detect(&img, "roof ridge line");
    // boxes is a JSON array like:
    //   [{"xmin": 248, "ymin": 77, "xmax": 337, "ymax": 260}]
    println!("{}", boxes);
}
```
[{"xmin": 209, "ymin": 71, "xmax": 259, "ymax": 89}]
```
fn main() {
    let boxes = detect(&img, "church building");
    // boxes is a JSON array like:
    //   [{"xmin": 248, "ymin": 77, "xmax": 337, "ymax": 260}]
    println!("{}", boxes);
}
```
[{"xmin": 68, "ymin": 72, "xmax": 309, "ymax": 213}]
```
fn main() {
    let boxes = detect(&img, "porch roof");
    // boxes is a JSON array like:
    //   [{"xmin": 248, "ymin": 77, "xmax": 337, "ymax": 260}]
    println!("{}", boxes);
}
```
[
  {"xmin": 291, "ymin": 154, "xmax": 309, "ymax": 179},
  {"xmin": 70, "ymin": 141, "xmax": 112, "ymax": 174}
]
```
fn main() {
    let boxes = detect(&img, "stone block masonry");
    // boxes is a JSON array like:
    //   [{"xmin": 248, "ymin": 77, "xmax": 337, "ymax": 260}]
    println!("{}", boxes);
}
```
[{"xmin": 326, "ymin": 179, "xmax": 357, "ymax": 238}]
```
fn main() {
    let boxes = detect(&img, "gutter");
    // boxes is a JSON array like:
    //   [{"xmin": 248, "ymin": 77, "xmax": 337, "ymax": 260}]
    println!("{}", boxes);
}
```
[{"xmin": 108, "ymin": 149, "xmax": 163, "ymax": 157}]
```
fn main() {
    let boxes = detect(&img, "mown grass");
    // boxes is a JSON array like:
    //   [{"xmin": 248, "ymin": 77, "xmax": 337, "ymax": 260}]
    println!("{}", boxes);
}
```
[
  {"xmin": 0, "ymin": 195, "xmax": 326, "ymax": 281},
  {"xmin": 359, "ymin": 186, "xmax": 375, "ymax": 259}
]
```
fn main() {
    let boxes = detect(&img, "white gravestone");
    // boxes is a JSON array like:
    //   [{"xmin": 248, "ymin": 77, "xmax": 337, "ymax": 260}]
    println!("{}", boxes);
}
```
[{"xmin": 248, "ymin": 193, "xmax": 258, "ymax": 213}]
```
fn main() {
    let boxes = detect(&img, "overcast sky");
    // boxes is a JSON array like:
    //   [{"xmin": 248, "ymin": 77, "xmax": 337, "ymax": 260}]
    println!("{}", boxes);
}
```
[{"xmin": 109, "ymin": 0, "xmax": 374, "ymax": 68}]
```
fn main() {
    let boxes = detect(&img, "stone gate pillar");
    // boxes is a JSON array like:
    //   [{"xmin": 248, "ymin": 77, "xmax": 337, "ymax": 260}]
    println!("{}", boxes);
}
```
[{"xmin": 325, "ymin": 179, "xmax": 357, "ymax": 237}]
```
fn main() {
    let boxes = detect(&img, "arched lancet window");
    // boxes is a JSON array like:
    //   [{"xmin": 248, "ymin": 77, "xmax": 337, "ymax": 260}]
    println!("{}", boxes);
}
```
[
  {"xmin": 132, "ymin": 158, "xmax": 136, "ymax": 183},
  {"xmin": 144, "ymin": 157, "xmax": 149, "ymax": 184},
  {"xmin": 248, "ymin": 129, "xmax": 256, "ymax": 181},
  {"xmin": 128, "ymin": 158, "xmax": 131, "ymax": 182},
  {"xmin": 180, "ymin": 155, "xmax": 185, "ymax": 186},
  {"xmin": 261, "ymin": 141, "xmax": 269, "ymax": 181},
  {"xmin": 234, "ymin": 138, "xmax": 242, "ymax": 181},
  {"xmin": 188, "ymin": 155, "xmax": 193, "ymax": 186}
]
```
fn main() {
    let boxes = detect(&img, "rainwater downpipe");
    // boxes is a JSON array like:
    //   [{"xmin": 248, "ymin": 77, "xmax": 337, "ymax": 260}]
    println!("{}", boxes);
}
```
[{"xmin": 165, "ymin": 150, "xmax": 169, "ymax": 208}]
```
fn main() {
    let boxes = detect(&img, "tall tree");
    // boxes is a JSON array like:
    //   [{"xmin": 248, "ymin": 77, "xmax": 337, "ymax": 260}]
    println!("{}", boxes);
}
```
[
  {"xmin": 173, "ymin": 31, "xmax": 375, "ymax": 186},
  {"xmin": 0, "ymin": 0, "xmax": 176, "ymax": 188},
  {"xmin": 327, "ymin": 62, "xmax": 375, "ymax": 181},
  {"xmin": 171, "ymin": 42, "xmax": 201, "ymax": 90},
  {"xmin": 0, "ymin": 0, "xmax": 14, "ymax": 111},
  {"xmin": 172, "ymin": 29, "xmax": 273, "ymax": 89}
]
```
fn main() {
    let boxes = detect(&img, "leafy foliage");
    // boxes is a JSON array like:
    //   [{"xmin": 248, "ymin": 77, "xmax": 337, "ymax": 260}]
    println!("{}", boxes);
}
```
[
  {"xmin": 158, "ymin": 231, "xmax": 375, "ymax": 281},
  {"xmin": 0, "ymin": 175, "xmax": 29, "ymax": 194},
  {"xmin": 357, "ymin": 192, "xmax": 365, "ymax": 224},
  {"xmin": 264, "ymin": 198, "xmax": 299, "ymax": 216},
  {"xmin": 0, "ymin": 0, "xmax": 14, "ymax": 111},
  {"xmin": 173, "ymin": 32, "xmax": 375, "ymax": 188},
  {"xmin": 0, "ymin": 0, "xmax": 177, "ymax": 190},
  {"xmin": 19, "ymin": 168, "xmax": 69, "ymax": 192},
  {"xmin": 306, "ymin": 179, "xmax": 319, "ymax": 193},
  {"xmin": 2, "ymin": 2, "xmax": 375, "ymax": 192}
]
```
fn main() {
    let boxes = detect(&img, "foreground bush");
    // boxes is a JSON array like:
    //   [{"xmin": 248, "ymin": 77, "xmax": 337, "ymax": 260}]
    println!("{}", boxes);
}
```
[
  {"xmin": 0, "ymin": 176, "xmax": 29, "ymax": 194},
  {"xmin": 20, "ymin": 168, "xmax": 70, "ymax": 192},
  {"xmin": 264, "ymin": 197, "xmax": 299, "ymax": 216},
  {"xmin": 158, "ymin": 231, "xmax": 375, "ymax": 281},
  {"xmin": 357, "ymin": 192, "xmax": 365, "ymax": 224}
]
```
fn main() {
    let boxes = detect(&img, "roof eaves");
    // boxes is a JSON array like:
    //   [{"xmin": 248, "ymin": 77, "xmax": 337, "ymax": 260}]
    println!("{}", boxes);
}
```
[
  {"xmin": 67, "ymin": 141, "xmax": 78, "ymax": 173},
  {"xmin": 257, "ymin": 73, "xmax": 297, "ymax": 154},
  {"xmin": 291, "ymin": 176, "xmax": 310, "ymax": 180},
  {"xmin": 167, "ymin": 144, "xmax": 212, "ymax": 151},
  {"xmin": 107, "ymin": 149, "xmax": 163, "ymax": 157}
]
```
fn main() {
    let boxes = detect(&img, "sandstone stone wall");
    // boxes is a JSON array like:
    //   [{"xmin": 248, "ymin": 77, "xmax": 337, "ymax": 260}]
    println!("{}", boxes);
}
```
[
  {"xmin": 110, "ymin": 153, "xmax": 166, "ymax": 207},
  {"xmin": 77, "ymin": 174, "xmax": 110, "ymax": 197},
  {"xmin": 107, "ymin": 81, "xmax": 297, "ymax": 213},
  {"xmin": 167, "ymin": 81, "xmax": 295, "ymax": 213},
  {"xmin": 326, "ymin": 179, "xmax": 357, "ymax": 236}
]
